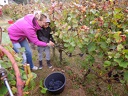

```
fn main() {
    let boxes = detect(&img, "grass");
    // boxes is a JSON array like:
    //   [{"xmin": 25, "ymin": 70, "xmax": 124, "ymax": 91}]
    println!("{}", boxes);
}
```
[{"xmin": 72, "ymin": 84, "xmax": 79, "ymax": 90}]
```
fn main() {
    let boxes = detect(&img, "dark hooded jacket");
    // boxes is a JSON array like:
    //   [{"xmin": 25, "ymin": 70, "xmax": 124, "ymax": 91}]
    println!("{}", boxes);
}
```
[{"xmin": 36, "ymin": 27, "xmax": 54, "ymax": 43}]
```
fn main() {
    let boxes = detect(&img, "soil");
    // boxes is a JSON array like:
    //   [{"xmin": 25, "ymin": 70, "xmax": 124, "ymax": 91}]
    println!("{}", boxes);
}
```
[
  {"xmin": 28, "ymin": 48, "xmax": 128, "ymax": 96},
  {"xmin": 29, "ymin": 66, "xmax": 86, "ymax": 96},
  {"xmin": 29, "ymin": 49, "xmax": 86, "ymax": 96}
]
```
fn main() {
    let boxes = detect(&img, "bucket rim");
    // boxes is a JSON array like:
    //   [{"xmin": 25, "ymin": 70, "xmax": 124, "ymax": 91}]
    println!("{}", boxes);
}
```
[{"xmin": 44, "ymin": 71, "xmax": 66, "ymax": 92}]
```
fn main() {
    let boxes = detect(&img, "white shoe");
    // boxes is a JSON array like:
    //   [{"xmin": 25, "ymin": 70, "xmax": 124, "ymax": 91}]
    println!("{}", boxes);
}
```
[{"xmin": 32, "ymin": 66, "xmax": 38, "ymax": 70}]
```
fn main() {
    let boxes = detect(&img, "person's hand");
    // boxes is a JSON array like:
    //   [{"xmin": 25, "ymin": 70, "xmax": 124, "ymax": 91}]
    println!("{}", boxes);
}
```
[{"xmin": 47, "ymin": 41, "xmax": 54, "ymax": 47}]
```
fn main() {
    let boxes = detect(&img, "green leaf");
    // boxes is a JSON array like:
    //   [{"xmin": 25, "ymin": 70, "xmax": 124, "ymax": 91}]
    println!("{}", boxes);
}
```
[
  {"xmin": 2, "ymin": 32, "xmax": 11, "ymax": 44},
  {"xmin": 32, "ymin": 72, "xmax": 37, "ymax": 79},
  {"xmin": 0, "ymin": 84, "xmax": 8, "ymax": 95},
  {"xmin": 2, "ymin": 61, "xmax": 12, "ymax": 69},
  {"xmin": 114, "ymin": 13, "xmax": 123, "ymax": 19},
  {"xmin": 124, "ymin": 71, "xmax": 128, "ymax": 83},
  {"xmin": 72, "ymin": 31, "xmax": 77, "ymax": 36},
  {"xmin": 70, "ymin": 42, "xmax": 76, "ymax": 47},
  {"xmin": 107, "ymin": 84, "xmax": 112, "ymax": 91},
  {"xmin": 113, "ymin": 32, "xmax": 122, "ymax": 43},
  {"xmin": 97, "ymin": 52, "xmax": 104, "ymax": 58},
  {"xmin": 108, "ymin": 52, "xmax": 114, "ymax": 59},
  {"xmin": 120, "ymin": 80, "xmax": 125, "ymax": 84},
  {"xmin": 68, "ymin": 46, "xmax": 75, "ymax": 53},
  {"xmin": 99, "ymin": 42, "xmax": 107, "ymax": 50},
  {"xmin": 29, "ymin": 79, "xmax": 36, "ymax": 90},
  {"xmin": 104, "ymin": 61, "xmax": 111, "ymax": 67},
  {"xmin": 103, "ymin": 23, "xmax": 108, "ymax": 27},
  {"xmin": 41, "ymin": 88, "xmax": 47, "ymax": 94},
  {"xmin": 119, "ymin": 61, "xmax": 128, "ymax": 68},
  {"xmin": 77, "ymin": 42, "xmax": 83, "ymax": 48},
  {"xmin": 114, "ymin": 58, "xmax": 122, "ymax": 64},
  {"xmin": 19, "ymin": 47, "xmax": 25, "ymax": 53},
  {"xmin": 83, "ymin": 38, "xmax": 89, "ymax": 42},
  {"xmin": 64, "ymin": 43, "xmax": 69, "ymax": 47},
  {"xmin": 113, "ymin": 8, "xmax": 123, "ymax": 19},
  {"xmin": 106, "ymin": 38, "xmax": 111, "ymax": 44},
  {"xmin": 87, "ymin": 42, "xmax": 96, "ymax": 52},
  {"xmin": 19, "ymin": 68, "xmax": 25, "ymax": 73},
  {"xmin": 22, "ymin": 74, "xmax": 27, "ymax": 80},
  {"xmin": 10, "ymin": 80, "xmax": 16, "ymax": 86},
  {"xmin": 114, "ymin": 8, "xmax": 121, "ymax": 13},
  {"xmin": 64, "ymin": 39, "xmax": 70, "ymax": 43},
  {"xmin": 39, "ymin": 80, "xmax": 43, "ymax": 88},
  {"xmin": 23, "ymin": 86, "xmax": 28, "ymax": 91},
  {"xmin": 125, "ymin": 55, "xmax": 128, "ymax": 59},
  {"xmin": 8, "ymin": 73, "xmax": 15, "ymax": 80},
  {"xmin": 122, "ymin": 50, "xmax": 128, "ymax": 54}
]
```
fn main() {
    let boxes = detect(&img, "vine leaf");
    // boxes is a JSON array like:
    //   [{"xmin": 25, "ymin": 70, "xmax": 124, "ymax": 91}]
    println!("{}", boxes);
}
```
[
  {"xmin": 87, "ymin": 42, "xmax": 96, "ymax": 52},
  {"xmin": 124, "ymin": 71, "xmax": 128, "ymax": 84},
  {"xmin": 39, "ymin": 80, "xmax": 47, "ymax": 94},
  {"xmin": 117, "ymin": 44, "xmax": 124, "ymax": 51},
  {"xmin": 113, "ymin": 31, "xmax": 122, "ymax": 43},
  {"xmin": 119, "ymin": 61, "xmax": 128, "ymax": 68},
  {"xmin": 104, "ymin": 61, "xmax": 111, "ymax": 67},
  {"xmin": 122, "ymin": 50, "xmax": 128, "ymax": 54},
  {"xmin": 114, "ymin": 58, "xmax": 122, "ymax": 64},
  {"xmin": 114, "ymin": 53, "xmax": 121, "ymax": 58},
  {"xmin": 2, "ymin": 32, "xmax": 11, "ymax": 44},
  {"xmin": 0, "ymin": 84, "xmax": 8, "ymax": 95},
  {"xmin": 41, "ymin": 88, "xmax": 47, "ymax": 94}
]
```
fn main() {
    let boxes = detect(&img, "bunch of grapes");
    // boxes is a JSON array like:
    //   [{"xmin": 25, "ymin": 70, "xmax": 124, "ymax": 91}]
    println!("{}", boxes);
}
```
[{"xmin": 48, "ymin": 79, "xmax": 63, "ymax": 90}]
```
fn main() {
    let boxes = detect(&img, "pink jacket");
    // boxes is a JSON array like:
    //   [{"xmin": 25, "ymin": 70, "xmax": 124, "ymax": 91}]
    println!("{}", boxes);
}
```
[{"xmin": 8, "ymin": 14, "xmax": 47, "ymax": 46}]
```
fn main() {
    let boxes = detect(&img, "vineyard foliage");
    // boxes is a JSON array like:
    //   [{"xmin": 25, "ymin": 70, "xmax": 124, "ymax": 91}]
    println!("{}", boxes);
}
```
[
  {"xmin": 0, "ymin": 31, "xmax": 37, "ymax": 95},
  {"xmin": 0, "ymin": 25, "xmax": 36, "ymax": 95},
  {"xmin": 0, "ymin": 0, "xmax": 128, "ymax": 95}
]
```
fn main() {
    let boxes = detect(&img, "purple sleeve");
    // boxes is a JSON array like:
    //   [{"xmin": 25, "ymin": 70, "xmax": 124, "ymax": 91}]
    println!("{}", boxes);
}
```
[{"xmin": 24, "ymin": 28, "xmax": 47, "ymax": 46}]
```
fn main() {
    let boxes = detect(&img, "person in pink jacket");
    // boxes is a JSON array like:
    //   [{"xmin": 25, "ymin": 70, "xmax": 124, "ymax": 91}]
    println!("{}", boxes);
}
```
[{"xmin": 8, "ymin": 14, "xmax": 54, "ymax": 70}]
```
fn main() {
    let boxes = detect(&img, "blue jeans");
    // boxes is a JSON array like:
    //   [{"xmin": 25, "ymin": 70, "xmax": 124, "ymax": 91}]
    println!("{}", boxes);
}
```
[{"xmin": 13, "ymin": 39, "xmax": 34, "ymax": 69}]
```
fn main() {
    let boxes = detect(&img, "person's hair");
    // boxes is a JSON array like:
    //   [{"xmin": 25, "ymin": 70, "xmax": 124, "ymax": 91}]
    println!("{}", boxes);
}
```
[{"xmin": 35, "ymin": 13, "xmax": 47, "ymax": 21}]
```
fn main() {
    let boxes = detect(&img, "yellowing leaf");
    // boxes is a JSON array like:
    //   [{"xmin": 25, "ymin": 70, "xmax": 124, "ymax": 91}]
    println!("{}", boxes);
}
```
[
  {"xmin": 117, "ymin": 44, "xmax": 124, "ymax": 51},
  {"xmin": 113, "ymin": 31, "xmax": 122, "ymax": 43}
]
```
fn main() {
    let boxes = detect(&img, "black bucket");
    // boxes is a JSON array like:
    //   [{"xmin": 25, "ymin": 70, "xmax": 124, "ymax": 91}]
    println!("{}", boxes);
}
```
[{"xmin": 44, "ymin": 72, "xmax": 66, "ymax": 94}]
